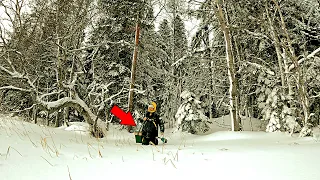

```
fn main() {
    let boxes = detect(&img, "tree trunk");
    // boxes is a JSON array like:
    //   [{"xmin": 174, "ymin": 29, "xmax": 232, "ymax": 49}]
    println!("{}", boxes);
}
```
[
  {"xmin": 33, "ymin": 105, "xmax": 38, "ymax": 124},
  {"xmin": 214, "ymin": 0, "xmax": 240, "ymax": 131},
  {"xmin": 265, "ymin": 5, "xmax": 286, "ymax": 89},
  {"xmin": 127, "ymin": 21, "xmax": 140, "ymax": 132},
  {"xmin": 271, "ymin": 0, "xmax": 310, "ymax": 128},
  {"xmin": 55, "ymin": 110, "xmax": 60, "ymax": 127},
  {"xmin": 210, "ymin": 60, "xmax": 215, "ymax": 119},
  {"xmin": 64, "ymin": 107, "xmax": 69, "ymax": 126},
  {"xmin": 282, "ymin": 48, "xmax": 293, "ymax": 95},
  {"xmin": 233, "ymin": 35, "xmax": 242, "ymax": 129}
]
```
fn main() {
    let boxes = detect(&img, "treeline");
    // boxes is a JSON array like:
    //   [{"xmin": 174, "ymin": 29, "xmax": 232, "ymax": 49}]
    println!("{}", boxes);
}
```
[{"xmin": 0, "ymin": 0, "xmax": 319, "ymax": 137}]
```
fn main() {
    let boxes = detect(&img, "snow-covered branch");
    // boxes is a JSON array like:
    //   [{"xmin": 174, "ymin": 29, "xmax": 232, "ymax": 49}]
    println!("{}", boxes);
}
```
[
  {"xmin": 288, "ymin": 47, "xmax": 320, "ymax": 71},
  {"xmin": 243, "ymin": 29, "xmax": 271, "ymax": 41},
  {"xmin": 69, "ymin": 40, "xmax": 132, "ymax": 52},
  {"xmin": 125, "ymin": 88, "xmax": 146, "ymax": 94},
  {"xmin": 0, "ymin": 85, "xmax": 32, "ymax": 92},
  {"xmin": 63, "ymin": 71, "xmax": 83, "ymax": 90},
  {"xmin": 12, "ymin": 104, "xmax": 35, "ymax": 113},
  {"xmin": 242, "ymin": 61, "xmax": 275, "ymax": 75},
  {"xmin": 38, "ymin": 94, "xmax": 99, "ymax": 126},
  {"xmin": 96, "ymin": 87, "xmax": 125, "ymax": 113},
  {"xmin": 0, "ymin": 65, "xmax": 14, "ymax": 76},
  {"xmin": 171, "ymin": 47, "xmax": 225, "ymax": 67},
  {"xmin": 0, "ymin": 64, "xmax": 36, "ymax": 89},
  {"xmin": 38, "ymin": 90, "xmax": 63, "ymax": 101},
  {"xmin": 171, "ymin": 54, "xmax": 190, "ymax": 67}
]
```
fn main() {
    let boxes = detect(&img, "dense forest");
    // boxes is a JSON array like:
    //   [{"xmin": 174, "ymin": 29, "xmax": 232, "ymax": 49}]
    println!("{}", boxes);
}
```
[{"xmin": 0, "ymin": 0, "xmax": 319, "ymax": 137}]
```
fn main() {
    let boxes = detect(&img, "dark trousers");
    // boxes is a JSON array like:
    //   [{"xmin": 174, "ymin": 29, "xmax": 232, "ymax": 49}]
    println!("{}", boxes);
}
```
[{"xmin": 142, "ymin": 136, "xmax": 158, "ymax": 145}]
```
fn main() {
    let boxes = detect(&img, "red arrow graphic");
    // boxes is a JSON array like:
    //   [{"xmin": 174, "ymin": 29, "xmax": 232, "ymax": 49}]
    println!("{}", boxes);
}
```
[{"xmin": 110, "ymin": 105, "xmax": 136, "ymax": 126}]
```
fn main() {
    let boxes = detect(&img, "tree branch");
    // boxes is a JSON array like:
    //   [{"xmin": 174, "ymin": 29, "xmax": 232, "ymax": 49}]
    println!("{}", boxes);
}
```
[
  {"xmin": 243, "ymin": 29, "xmax": 271, "ymax": 41},
  {"xmin": 0, "ymin": 64, "xmax": 36, "ymax": 89},
  {"xmin": 0, "ymin": 65, "xmax": 16, "ymax": 76},
  {"xmin": 243, "ymin": 61, "xmax": 275, "ymax": 75},
  {"xmin": 0, "ymin": 85, "xmax": 32, "ymax": 92},
  {"xmin": 68, "ymin": 40, "xmax": 133, "ymax": 52},
  {"xmin": 38, "ymin": 90, "xmax": 63, "ymax": 101},
  {"xmin": 288, "ymin": 47, "xmax": 320, "ymax": 71}
]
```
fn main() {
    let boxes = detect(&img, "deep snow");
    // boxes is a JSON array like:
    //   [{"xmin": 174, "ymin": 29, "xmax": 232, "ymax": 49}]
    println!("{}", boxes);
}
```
[{"xmin": 1, "ymin": 113, "xmax": 320, "ymax": 180}]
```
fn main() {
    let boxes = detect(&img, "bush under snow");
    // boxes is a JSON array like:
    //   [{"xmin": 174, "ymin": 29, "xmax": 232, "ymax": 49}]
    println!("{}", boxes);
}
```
[
  {"xmin": 259, "ymin": 87, "xmax": 301, "ymax": 133},
  {"xmin": 175, "ymin": 90, "xmax": 211, "ymax": 134}
]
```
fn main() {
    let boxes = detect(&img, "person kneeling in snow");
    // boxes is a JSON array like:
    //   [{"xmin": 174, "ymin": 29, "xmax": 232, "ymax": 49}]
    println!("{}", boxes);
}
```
[{"xmin": 140, "ymin": 102, "xmax": 164, "ymax": 145}]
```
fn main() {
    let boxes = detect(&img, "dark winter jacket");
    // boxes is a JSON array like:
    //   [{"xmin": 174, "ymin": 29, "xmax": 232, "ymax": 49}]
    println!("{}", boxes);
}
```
[{"xmin": 140, "ymin": 112, "xmax": 164, "ymax": 138}]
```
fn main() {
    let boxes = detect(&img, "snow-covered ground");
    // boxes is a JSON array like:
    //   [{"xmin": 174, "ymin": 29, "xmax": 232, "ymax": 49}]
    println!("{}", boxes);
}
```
[{"xmin": 1, "ymin": 113, "xmax": 320, "ymax": 180}]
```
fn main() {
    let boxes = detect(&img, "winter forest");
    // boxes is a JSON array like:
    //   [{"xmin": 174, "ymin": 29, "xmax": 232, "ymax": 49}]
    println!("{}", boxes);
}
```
[{"xmin": 1, "ymin": 0, "xmax": 320, "ymax": 179}]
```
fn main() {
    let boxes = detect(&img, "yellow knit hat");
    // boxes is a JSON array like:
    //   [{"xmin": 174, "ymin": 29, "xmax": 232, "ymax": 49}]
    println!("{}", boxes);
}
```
[{"xmin": 148, "ymin": 102, "xmax": 157, "ymax": 112}]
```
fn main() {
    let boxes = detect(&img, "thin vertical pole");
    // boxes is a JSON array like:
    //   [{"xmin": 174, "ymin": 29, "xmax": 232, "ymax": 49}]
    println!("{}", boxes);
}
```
[{"xmin": 127, "ymin": 22, "xmax": 140, "ymax": 132}]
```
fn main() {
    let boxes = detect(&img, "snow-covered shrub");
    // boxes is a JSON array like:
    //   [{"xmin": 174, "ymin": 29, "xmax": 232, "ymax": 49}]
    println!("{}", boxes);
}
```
[
  {"xmin": 256, "ymin": 70, "xmax": 300, "ymax": 133},
  {"xmin": 175, "ymin": 90, "xmax": 211, "ymax": 134},
  {"xmin": 305, "ymin": 56, "xmax": 320, "ymax": 127},
  {"xmin": 259, "ymin": 86, "xmax": 300, "ymax": 133}
]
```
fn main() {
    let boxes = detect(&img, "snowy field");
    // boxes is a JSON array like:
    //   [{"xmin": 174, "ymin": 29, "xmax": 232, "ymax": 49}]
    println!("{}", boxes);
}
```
[{"xmin": 1, "ymin": 113, "xmax": 320, "ymax": 180}]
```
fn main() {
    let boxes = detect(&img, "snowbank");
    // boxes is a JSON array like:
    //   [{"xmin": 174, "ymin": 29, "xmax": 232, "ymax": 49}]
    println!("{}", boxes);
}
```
[
  {"xmin": 64, "ymin": 122, "xmax": 90, "ymax": 133},
  {"xmin": 1, "ymin": 113, "xmax": 320, "ymax": 180}
]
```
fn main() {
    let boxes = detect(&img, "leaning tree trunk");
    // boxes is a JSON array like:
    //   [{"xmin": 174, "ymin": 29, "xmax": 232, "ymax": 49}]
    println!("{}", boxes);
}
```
[
  {"xmin": 214, "ymin": 0, "xmax": 240, "ymax": 131},
  {"xmin": 37, "ymin": 93, "xmax": 108, "ymax": 137},
  {"xmin": 265, "ymin": 5, "xmax": 286, "ymax": 89}
]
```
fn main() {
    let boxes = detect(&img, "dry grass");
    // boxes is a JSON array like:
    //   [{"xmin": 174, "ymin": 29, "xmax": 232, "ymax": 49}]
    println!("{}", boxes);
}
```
[
  {"xmin": 27, "ymin": 133, "xmax": 38, "ymax": 147},
  {"xmin": 87, "ymin": 143, "xmax": 94, "ymax": 159},
  {"xmin": 136, "ymin": 144, "xmax": 147, "ymax": 152},
  {"xmin": 48, "ymin": 130, "xmax": 59, "ymax": 157},
  {"xmin": 150, "ymin": 141, "xmax": 160, "ymax": 152},
  {"xmin": 178, "ymin": 138, "xmax": 187, "ymax": 150},
  {"xmin": 41, "ymin": 156, "xmax": 54, "ymax": 166},
  {"xmin": 5, "ymin": 146, "xmax": 23, "ymax": 160},
  {"xmin": 73, "ymin": 155, "xmax": 79, "ymax": 160},
  {"xmin": 98, "ymin": 142, "xmax": 103, "ymax": 158},
  {"xmin": 152, "ymin": 148, "xmax": 156, "ymax": 161},
  {"xmin": 60, "ymin": 143, "xmax": 67, "ymax": 150},
  {"xmin": 80, "ymin": 132, "xmax": 84, "ymax": 143},
  {"xmin": 161, "ymin": 142, "xmax": 168, "ymax": 154},
  {"xmin": 40, "ymin": 136, "xmax": 59, "ymax": 157},
  {"xmin": 167, "ymin": 150, "xmax": 179, "ymax": 162},
  {"xmin": 87, "ymin": 142, "xmax": 103, "ymax": 158},
  {"xmin": 163, "ymin": 158, "xmax": 177, "ymax": 169},
  {"xmin": 67, "ymin": 165, "xmax": 72, "ymax": 180},
  {"xmin": 10, "ymin": 127, "xmax": 24, "ymax": 140}
]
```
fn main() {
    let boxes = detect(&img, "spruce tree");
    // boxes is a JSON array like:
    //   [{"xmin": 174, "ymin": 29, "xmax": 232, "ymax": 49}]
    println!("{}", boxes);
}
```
[{"xmin": 173, "ymin": 15, "xmax": 188, "ymax": 60}]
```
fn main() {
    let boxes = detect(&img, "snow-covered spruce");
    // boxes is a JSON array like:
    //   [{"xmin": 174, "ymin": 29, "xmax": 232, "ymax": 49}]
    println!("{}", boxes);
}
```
[
  {"xmin": 175, "ymin": 90, "xmax": 211, "ymax": 134},
  {"xmin": 259, "ymin": 87, "xmax": 301, "ymax": 134}
]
